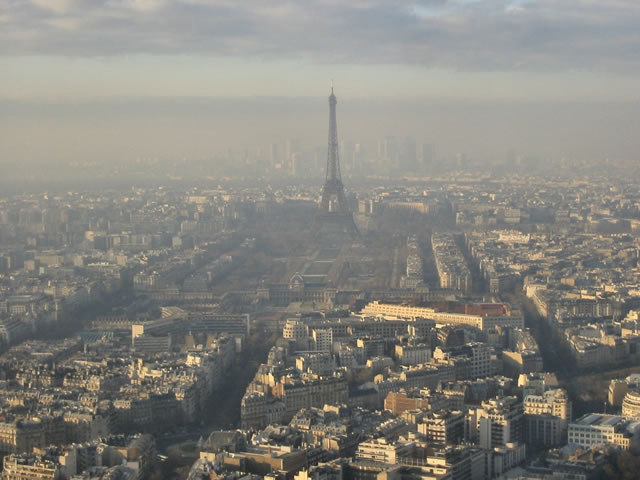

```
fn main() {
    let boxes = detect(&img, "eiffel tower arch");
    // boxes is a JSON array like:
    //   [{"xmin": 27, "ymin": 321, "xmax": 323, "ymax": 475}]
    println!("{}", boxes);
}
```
[{"xmin": 311, "ymin": 87, "xmax": 360, "ymax": 240}]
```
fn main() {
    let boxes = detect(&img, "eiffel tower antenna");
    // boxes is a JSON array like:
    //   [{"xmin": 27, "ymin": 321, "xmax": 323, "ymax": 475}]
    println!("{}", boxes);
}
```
[{"xmin": 311, "ymin": 86, "xmax": 360, "ymax": 240}]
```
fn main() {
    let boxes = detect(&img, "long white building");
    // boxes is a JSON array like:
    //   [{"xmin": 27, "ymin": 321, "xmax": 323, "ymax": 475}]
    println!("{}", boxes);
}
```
[{"xmin": 360, "ymin": 301, "xmax": 524, "ymax": 331}]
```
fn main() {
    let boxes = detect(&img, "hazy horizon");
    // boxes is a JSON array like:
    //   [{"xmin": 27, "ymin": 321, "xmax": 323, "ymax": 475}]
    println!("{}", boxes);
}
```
[
  {"xmin": 2, "ymin": 0, "xmax": 640, "ymax": 170},
  {"xmin": 2, "ymin": 95, "xmax": 639, "ymax": 168}
]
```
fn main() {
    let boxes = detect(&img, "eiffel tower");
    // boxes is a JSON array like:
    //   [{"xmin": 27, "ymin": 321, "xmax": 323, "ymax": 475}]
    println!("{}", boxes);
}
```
[{"xmin": 311, "ymin": 86, "xmax": 360, "ymax": 240}]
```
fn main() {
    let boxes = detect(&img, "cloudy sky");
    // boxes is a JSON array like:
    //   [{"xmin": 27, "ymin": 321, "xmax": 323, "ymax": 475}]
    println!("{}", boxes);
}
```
[{"xmin": 1, "ymin": 0, "xmax": 639, "ymax": 166}]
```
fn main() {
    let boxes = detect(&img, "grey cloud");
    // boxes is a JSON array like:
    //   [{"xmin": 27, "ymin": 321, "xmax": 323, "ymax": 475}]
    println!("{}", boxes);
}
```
[{"xmin": 1, "ymin": 0, "xmax": 640, "ymax": 72}]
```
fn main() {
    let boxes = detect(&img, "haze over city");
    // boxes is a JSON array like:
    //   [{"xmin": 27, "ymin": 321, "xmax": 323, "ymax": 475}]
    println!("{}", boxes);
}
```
[
  {"xmin": 2, "ymin": 0, "xmax": 640, "ymax": 171},
  {"xmin": 2, "ymin": 2, "xmax": 640, "ymax": 480}
]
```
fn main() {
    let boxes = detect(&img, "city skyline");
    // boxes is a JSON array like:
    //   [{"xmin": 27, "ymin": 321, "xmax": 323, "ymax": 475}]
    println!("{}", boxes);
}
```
[
  {"xmin": 2, "ymin": 95, "xmax": 639, "ymax": 169},
  {"xmin": 3, "ymin": 2, "xmax": 640, "ymax": 479},
  {"xmin": 2, "ymin": 1, "xmax": 640, "ymax": 168}
]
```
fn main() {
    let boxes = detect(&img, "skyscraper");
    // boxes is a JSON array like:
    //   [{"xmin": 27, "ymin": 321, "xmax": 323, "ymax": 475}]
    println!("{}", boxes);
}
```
[{"xmin": 269, "ymin": 143, "xmax": 279, "ymax": 169}]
